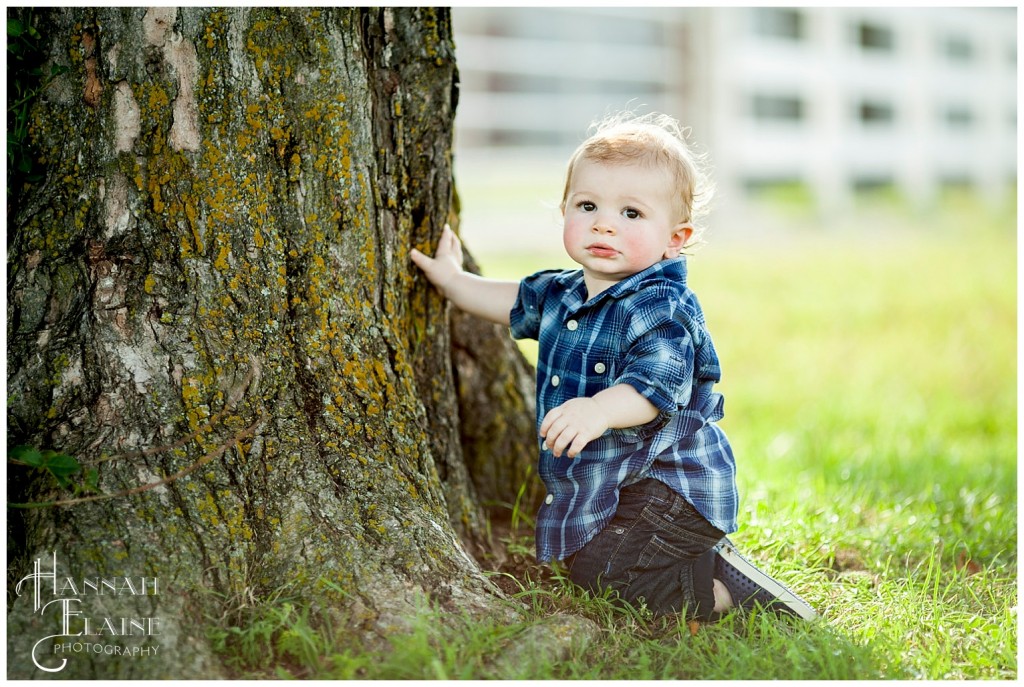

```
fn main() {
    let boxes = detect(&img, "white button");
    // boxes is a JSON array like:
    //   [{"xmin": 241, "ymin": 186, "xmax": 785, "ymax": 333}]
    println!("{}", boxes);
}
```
[
  {"xmin": 566, "ymin": 319, "xmax": 578, "ymax": 331},
  {"xmin": 545, "ymin": 494, "xmax": 554, "ymax": 505},
  {"xmin": 594, "ymin": 362, "xmax": 606, "ymax": 374},
  {"xmin": 551, "ymin": 375, "xmax": 560, "ymax": 387}
]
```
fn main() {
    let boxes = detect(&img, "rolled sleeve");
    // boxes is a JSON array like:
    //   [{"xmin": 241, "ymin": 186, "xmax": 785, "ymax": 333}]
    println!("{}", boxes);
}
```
[
  {"xmin": 614, "ymin": 291, "xmax": 695, "ymax": 415},
  {"xmin": 616, "ymin": 347, "xmax": 692, "ymax": 414},
  {"xmin": 510, "ymin": 269, "xmax": 562, "ymax": 341}
]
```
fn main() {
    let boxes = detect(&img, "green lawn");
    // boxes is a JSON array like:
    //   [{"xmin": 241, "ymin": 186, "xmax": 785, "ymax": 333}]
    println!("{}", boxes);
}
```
[
  {"xmin": 216, "ymin": 198, "xmax": 1017, "ymax": 679},
  {"xmin": 686, "ymin": 217, "xmax": 1017, "ymax": 680}
]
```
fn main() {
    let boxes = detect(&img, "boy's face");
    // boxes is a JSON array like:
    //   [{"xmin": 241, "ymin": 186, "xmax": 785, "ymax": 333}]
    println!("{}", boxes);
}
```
[{"xmin": 562, "ymin": 159, "xmax": 692, "ymax": 296}]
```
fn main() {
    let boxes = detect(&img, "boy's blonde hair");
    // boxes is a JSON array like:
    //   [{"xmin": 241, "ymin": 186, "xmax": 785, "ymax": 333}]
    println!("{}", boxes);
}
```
[{"xmin": 560, "ymin": 111, "xmax": 714, "ymax": 249}]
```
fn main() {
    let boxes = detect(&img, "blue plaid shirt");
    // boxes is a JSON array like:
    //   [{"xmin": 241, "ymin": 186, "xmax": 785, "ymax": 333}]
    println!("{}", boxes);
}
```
[{"xmin": 510, "ymin": 257, "xmax": 738, "ymax": 562}]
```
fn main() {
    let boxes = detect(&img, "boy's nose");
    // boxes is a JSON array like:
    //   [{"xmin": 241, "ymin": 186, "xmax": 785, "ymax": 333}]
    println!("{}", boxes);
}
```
[{"xmin": 592, "ymin": 219, "xmax": 616, "ymax": 234}]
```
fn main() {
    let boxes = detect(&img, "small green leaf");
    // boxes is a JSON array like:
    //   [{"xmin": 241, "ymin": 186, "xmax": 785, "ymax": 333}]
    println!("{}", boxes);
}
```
[
  {"xmin": 9, "ymin": 445, "xmax": 43, "ymax": 466},
  {"xmin": 42, "ymin": 453, "xmax": 81, "ymax": 478},
  {"xmin": 8, "ymin": 19, "xmax": 25, "ymax": 38},
  {"xmin": 78, "ymin": 468, "xmax": 101, "ymax": 494}
]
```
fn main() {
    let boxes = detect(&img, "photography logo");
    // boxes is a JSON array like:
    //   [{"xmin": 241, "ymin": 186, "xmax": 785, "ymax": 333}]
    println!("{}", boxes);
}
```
[{"xmin": 14, "ymin": 551, "xmax": 161, "ymax": 673}]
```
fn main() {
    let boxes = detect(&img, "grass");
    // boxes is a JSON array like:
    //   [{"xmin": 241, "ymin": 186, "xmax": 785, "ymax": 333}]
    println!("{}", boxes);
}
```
[{"xmin": 211, "ymin": 195, "xmax": 1016, "ymax": 679}]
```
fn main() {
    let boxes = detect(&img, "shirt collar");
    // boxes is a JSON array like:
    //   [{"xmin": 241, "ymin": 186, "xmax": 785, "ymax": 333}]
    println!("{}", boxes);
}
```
[{"xmin": 556, "ymin": 257, "xmax": 688, "ymax": 313}]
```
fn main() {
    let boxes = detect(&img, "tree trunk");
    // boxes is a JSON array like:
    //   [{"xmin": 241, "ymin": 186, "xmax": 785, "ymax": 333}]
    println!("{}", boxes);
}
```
[{"xmin": 6, "ymin": 7, "xmax": 536, "ymax": 678}]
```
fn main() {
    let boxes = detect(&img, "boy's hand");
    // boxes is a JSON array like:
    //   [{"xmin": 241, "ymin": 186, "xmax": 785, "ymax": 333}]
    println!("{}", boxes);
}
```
[
  {"xmin": 540, "ymin": 398, "xmax": 610, "ymax": 459},
  {"xmin": 409, "ymin": 224, "xmax": 519, "ymax": 325},
  {"xmin": 540, "ymin": 385, "xmax": 660, "ymax": 459},
  {"xmin": 410, "ymin": 224, "xmax": 463, "ymax": 296}
]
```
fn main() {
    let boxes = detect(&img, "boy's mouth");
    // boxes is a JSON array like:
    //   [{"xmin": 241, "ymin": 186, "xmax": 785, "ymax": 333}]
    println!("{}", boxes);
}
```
[{"xmin": 586, "ymin": 243, "xmax": 618, "ymax": 258}]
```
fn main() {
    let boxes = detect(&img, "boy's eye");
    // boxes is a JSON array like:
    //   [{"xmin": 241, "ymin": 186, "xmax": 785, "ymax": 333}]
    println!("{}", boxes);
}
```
[
  {"xmin": 623, "ymin": 207, "xmax": 642, "ymax": 219},
  {"xmin": 577, "ymin": 201, "xmax": 596, "ymax": 212}
]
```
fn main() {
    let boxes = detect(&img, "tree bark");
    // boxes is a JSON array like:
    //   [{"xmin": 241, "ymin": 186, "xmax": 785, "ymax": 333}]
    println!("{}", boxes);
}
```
[{"xmin": 6, "ymin": 7, "xmax": 536, "ymax": 678}]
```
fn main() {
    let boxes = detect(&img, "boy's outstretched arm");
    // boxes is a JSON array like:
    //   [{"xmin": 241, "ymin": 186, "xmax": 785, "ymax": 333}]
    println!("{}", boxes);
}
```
[{"xmin": 410, "ymin": 225, "xmax": 519, "ymax": 326}]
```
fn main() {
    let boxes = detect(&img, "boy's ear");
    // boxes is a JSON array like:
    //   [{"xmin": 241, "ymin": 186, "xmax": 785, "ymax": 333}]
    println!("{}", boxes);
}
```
[{"xmin": 663, "ymin": 223, "xmax": 694, "ymax": 259}]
